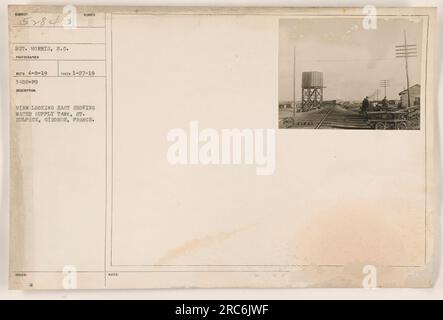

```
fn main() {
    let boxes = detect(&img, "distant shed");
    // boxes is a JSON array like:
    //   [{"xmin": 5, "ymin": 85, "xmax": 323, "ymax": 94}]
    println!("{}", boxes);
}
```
[{"xmin": 399, "ymin": 84, "xmax": 421, "ymax": 108}]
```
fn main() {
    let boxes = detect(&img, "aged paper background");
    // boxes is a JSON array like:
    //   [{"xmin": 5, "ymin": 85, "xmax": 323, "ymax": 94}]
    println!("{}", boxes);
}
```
[{"xmin": 7, "ymin": 6, "xmax": 438, "ymax": 290}]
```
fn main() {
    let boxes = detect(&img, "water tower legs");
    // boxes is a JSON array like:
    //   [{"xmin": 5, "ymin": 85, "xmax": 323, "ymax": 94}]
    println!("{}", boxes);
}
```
[{"xmin": 301, "ymin": 87, "xmax": 323, "ymax": 112}]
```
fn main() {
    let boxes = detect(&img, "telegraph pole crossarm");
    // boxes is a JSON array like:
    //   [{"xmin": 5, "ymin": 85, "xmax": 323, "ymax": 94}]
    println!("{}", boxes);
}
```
[
  {"xmin": 395, "ymin": 30, "xmax": 417, "ymax": 108},
  {"xmin": 380, "ymin": 80, "xmax": 390, "ymax": 99}
]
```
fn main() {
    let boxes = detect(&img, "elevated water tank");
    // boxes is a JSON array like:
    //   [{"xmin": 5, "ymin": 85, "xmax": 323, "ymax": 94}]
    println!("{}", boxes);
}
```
[{"xmin": 302, "ymin": 71, "xmax": 324, "ymax": 88}]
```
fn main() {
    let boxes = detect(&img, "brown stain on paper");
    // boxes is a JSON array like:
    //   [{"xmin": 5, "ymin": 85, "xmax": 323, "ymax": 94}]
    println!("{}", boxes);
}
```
[
  {"xmin": 292, "ymin": 198, "xmax": 422, "ymax": 267},
  {"xmin": 156, "ymin": 224, "xmax": 254, "ymax": 265}
]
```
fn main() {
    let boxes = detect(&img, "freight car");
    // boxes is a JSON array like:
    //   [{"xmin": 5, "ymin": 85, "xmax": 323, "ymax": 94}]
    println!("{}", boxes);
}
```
[{"xmin": 367, "ymin": 109, "xmax": 409, "ymax": 129}]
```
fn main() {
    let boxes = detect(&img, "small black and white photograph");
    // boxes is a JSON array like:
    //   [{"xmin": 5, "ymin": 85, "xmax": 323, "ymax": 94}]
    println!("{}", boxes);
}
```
[{"xmin": 278, "ymin": 17, "xmax": 424, "ymax": 130}]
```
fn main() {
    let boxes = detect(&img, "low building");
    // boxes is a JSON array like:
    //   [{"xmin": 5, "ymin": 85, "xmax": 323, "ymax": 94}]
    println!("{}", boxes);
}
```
[
  {"xmin": 279, "ymin": 101, "xmax": 293, "ymax": 109},
  {"xmin": 399, "ymin": 84, "xmax": 421, "ymax": 108}
]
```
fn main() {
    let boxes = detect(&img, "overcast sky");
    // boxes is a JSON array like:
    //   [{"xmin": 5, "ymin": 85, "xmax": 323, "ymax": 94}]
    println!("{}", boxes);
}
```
[{"xmin": 279, "ymin": 17, "xmax": 424, "ymax": 102}]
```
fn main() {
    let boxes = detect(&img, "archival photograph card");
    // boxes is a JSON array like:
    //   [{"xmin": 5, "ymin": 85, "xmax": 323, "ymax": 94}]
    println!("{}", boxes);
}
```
[{"xmin": 8, "ymin": 6, "xmax": 437, "ymax": 289}]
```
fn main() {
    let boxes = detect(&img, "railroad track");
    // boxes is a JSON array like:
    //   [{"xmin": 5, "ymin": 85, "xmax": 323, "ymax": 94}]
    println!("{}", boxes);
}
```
[
  {"xmin": 280, "ymin": 105, "xmax": 371, "ymax": 129},
  {"xmin": 314, "ymin": 107, "xmax": 334, "ymax": 129},
  {"xmin": 315, "ymin": 106, "xmax": 370, "ymax": 129}
]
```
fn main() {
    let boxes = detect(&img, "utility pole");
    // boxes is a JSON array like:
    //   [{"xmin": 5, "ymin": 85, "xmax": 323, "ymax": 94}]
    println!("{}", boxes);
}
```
[
  {"xmin": 395, "ymin": 30, "xmax": 417, "ymax": 108},
  {"xmin": 380, "ymin": 80, "xmax": 390, "ymax": 99},
  {"xmin": 293, "ymin": 46, "xmax": 296, "ymax": 119}
]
